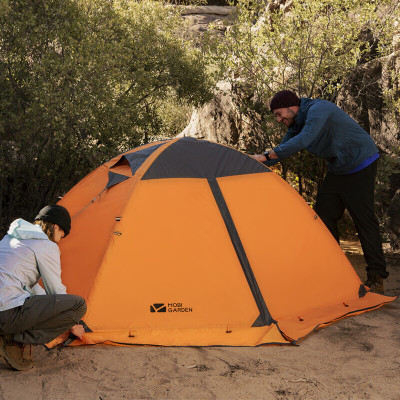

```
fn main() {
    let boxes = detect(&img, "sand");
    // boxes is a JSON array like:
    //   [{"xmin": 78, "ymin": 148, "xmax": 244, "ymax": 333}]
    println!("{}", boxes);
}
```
[{"xmin": 0, "ymin": 241, "xmax": 399, "ymax": 400}]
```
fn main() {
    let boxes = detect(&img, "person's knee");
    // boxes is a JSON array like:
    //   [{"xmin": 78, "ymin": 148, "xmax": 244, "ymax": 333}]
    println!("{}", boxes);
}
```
[
  {"xmin": 68, "ymin": 295, "xmax": 87, "ymax": 319},
  {"xmin": 76, "ymin": 296, "xmax": 87, "ymax": 317}
]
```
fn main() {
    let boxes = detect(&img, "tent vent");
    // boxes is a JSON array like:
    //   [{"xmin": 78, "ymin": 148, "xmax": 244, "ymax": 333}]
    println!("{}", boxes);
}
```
[
  {"xmin": 116, "ymin": 142, "xmax": 167, "ymax": 175},
  {"xmin": 298, "ymin": 316, "xmax": 304, "ymax": 322},
  {"xmin": 343, "ymin": 302, "xmax": 349, "ymax": 307},
  {"xmin": 106, "ymin": 172, "xmax": 131, "ymax": 189},
  {"xmin": 116, "ymin": 217, "xmax": 122, "ymax": 221},
  {"xmin": 113, "ymin": 231, "xmax": 122, "ymax": 236}
]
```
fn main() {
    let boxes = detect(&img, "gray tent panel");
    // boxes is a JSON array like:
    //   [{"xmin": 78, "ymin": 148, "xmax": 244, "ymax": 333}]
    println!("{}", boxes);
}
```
[{"xmin": 106, "ymin": 172, "xmax": 131, "ymax": 189}]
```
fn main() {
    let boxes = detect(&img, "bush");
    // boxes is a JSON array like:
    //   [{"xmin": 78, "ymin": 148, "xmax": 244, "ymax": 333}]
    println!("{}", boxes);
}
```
[{"xmin": 0, "ymin": 0, "xmax": 214, "ymax": 233}]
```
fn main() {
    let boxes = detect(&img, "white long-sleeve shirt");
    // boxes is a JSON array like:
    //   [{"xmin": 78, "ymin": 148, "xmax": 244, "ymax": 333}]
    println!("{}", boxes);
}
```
[{"xmin": 0, "ymin": 219, "xmax": 67, "ymax": 312}]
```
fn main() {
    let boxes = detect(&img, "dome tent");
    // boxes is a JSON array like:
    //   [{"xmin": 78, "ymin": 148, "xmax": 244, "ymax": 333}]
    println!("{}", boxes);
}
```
[{"xmin": 48, "ymin": 137, "xmax": 395, "ymax": 347}]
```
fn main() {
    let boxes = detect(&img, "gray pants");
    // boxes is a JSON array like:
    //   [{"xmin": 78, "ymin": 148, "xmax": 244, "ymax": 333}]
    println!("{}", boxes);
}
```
[{"xmin": 0, "ymin": 294, "xmax": 87, "ymax": 345}]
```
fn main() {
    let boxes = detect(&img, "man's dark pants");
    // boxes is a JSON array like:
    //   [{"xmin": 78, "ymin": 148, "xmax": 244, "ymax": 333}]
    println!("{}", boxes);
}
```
[
  {"xmin": 314, "ymin": 160, "xmax": 388, "ymax": 279},
  {"xmin": 0, "ymin": 294, "xmax": 87, "ymax": 344}
]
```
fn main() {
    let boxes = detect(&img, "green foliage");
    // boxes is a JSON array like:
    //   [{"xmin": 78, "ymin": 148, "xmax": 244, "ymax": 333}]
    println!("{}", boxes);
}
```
[
  {"xmin": 0, "ymin": 0, "xmax": 214, "ymax": 233},
  {"xmin": 217, "ymin": 0, "xmax": 399, "ymax": 100}
]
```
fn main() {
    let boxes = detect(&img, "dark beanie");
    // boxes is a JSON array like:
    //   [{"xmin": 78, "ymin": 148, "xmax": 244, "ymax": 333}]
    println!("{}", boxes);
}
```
[
  {"xmin": 35, "ymin": 205, "xmax": 71, "ymax": 237},
  {"xmin": 270, "ymin": 90, "xmax": 301, "ymax": 111}
]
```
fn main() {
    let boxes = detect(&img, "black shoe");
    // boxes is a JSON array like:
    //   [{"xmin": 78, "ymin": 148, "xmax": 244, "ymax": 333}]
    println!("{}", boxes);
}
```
[{"xmin": 365, "ymin": 274, "xmax": 384, "ymax": 294}]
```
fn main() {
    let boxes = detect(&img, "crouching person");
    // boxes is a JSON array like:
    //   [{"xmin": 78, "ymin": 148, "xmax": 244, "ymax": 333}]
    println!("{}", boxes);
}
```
[{"xmin": 0, "ymin": 205, "xmax": 86, "ymax": 371}]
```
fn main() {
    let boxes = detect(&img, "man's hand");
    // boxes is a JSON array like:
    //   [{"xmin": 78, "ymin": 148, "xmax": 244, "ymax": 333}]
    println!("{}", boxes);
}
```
[
  {"xmin": 70, "ymin": 324, "xmax": 85, "ymax": 339},
  {"xmin": 252, "ymin": 154, "xmax": 267, "ymax": 162},
  {"xmin": 267, "ymin": 150, "xmax": 278, "ymax": 159},
  {"xmin": 252, "ymin": 150, "xmax": 278, "ymax": 162}
]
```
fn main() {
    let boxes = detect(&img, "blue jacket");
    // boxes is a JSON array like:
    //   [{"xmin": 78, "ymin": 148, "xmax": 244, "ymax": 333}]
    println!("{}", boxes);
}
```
[{"xmin": 265, "ymin": 98, "xmax": 378, "ymax": 174}]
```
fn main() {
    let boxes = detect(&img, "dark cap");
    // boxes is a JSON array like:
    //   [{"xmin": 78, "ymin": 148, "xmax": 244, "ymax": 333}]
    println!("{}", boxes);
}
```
[
  {"xmin": 35, "ymin": 205, "xmax": 71, "ymax": 237},
  {"xmin": 270, "ymin": 90, "xmax": 301, "ymax": 111}
]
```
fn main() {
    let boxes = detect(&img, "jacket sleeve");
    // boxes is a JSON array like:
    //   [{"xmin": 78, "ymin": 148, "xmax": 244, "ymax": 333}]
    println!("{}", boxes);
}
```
[
  {"xmin": 273, "ymin": 103, "xmax": 332, "ymax": 160},
  {"xmin": 262, "ymin": 158, "xmax": 280, "ymax": 167},
  {"xmin": 263, "ymin": 131, "xmax": 293, "ymax": 167},
  {"xmin": 35, "ymin": 242, "xmax": 67, "ymax": 295}
]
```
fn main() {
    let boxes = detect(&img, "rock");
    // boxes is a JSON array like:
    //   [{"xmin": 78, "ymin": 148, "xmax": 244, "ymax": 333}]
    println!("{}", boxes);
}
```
[
  {"xmin": 181, "ymin": 6, "xmax": 235, "ymax": 16},
  {"xmin": 178, "ymin": 81, "xmax": 241, "ymax": 146},
  {"xmin": 181, "ymin": 6, "xmax": 235, "ymax": 36},
  {"xmin": 337, "ymin": 52, "xmax": 400, "ymax": 154}
]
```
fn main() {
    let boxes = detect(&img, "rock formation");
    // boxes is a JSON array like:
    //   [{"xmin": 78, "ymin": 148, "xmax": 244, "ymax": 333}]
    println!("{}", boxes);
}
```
[
  {"xmin": 181, "ymin": 6, "xmax": 234, "ymax": 38},
  {"xmin": 178, "ymin": 81, "xmax": 241, "ymax": 146}
]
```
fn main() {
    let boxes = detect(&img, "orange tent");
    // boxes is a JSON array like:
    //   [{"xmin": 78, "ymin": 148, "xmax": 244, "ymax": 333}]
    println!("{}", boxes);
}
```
[{"xmin": 50, "ymin": 137, "xmax": 395, "ymax": 347}]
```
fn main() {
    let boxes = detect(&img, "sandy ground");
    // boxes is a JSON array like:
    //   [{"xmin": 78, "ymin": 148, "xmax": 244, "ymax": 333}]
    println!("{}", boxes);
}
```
[{"xmin": 0, "ymin": 241, "xmax": 399, "ymax": 400}]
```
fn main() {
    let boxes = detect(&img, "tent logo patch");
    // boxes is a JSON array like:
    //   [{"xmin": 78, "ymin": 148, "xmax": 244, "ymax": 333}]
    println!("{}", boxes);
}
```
[
  {"xmin": 150, "ymin": 303, "xmax": 166, "ymax": 313},
  {"xmin": 150, "ymin": 302, "xmax": 193, "ymax": 313}
]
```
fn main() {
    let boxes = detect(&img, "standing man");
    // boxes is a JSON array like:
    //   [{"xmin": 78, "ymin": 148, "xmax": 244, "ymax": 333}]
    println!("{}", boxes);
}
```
[{"xmin": 253, "ymin": 90, "xmax": 388, "ymax": 294}]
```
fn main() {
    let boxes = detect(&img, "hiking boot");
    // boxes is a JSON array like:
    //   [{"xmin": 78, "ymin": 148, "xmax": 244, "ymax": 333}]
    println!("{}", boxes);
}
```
[
  {"xmin": 22, "ymin": 344, "xmax": 33, "ymax": 363},
  {"xmin": 365, "ymin": 274, "xmax": 384, "ymax": 294},
  {"xmin": 0, "ymin": 335, "xmax": 33, "ymax": 371}
]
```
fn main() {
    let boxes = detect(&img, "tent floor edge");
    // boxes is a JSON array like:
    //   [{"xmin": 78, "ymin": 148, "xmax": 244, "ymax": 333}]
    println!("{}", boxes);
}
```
[
  {"xmin": 47, "ymin": 324, "xmax": 290, "ymax": 347},
  {"xmin": 277, "ymin": 293, "xmax": 397, "ymax": 344}
]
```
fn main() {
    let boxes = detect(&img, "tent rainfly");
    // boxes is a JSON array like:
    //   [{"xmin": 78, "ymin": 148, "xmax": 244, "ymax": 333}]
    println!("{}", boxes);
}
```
[{"xmin": 47, "ymin": 137, "xmax": 396, "ymax": 347}]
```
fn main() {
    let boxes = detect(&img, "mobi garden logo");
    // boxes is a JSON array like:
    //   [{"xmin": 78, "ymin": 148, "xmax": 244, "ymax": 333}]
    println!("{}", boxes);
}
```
[{"xmin": 150, "ymin": 302, "xmax": 193, "ymax": 313}]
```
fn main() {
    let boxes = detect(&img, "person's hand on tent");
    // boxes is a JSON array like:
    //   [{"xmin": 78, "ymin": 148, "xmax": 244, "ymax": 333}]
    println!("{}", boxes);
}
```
[
  {"xmin": 70, "ymin": 324, "xmax": 85, "ymax": 339},
  {"xmin": 252, "ymin": 154, "xmax": 267, "ymax": 162},
  {"xmin": 251, "ymin": 150, "xmax": 278, "ymax": 162}
]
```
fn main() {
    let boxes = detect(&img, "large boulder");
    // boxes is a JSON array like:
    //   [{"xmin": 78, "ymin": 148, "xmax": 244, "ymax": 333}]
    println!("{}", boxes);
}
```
[
  {"xmin": 337, "ymin": 51, "xmax": 400, "ymax": 154},
  {"xmin": 181, "ymin": 6, "xmax": 235, "ymax": 37},
  {"xmin": 178, "ymin": 81, "xmax": 241, "ymax": 146}
]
